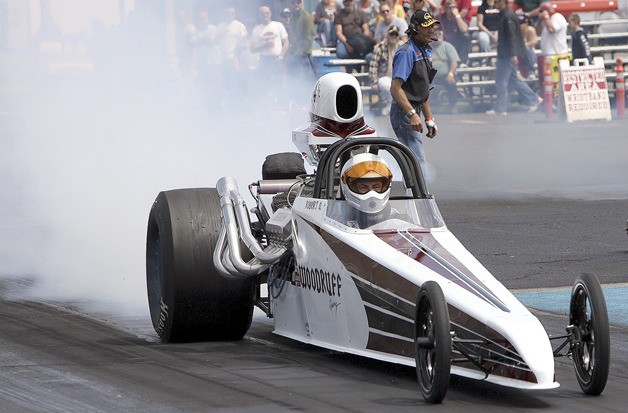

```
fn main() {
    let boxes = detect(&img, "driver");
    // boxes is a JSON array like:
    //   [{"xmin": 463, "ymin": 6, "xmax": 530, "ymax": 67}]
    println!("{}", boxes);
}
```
[{"xmin": 340, "ymin": 153, "xmax": 393, "ymax": 228}]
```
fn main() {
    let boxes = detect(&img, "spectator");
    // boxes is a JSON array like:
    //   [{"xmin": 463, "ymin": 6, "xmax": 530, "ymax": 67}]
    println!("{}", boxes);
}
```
[
  {"xmin": 430, "ymin": 26, "xmax": 460, "ymax": 112},
  {"xmin": 250, "ymin": 6, "xmax": 289, "ymax": 105},
  {"xmin": 280, "ymin": 7, "xmax": 292, "ymax": 28},
  {"xmin": 357, "ymin": 0, "xmax": 381, "ymax": 31},
  {"xmin": 383, "ymin": 0, "xmax": 408, "ymax": 20},
  {"xmin": 251, "ymin": 6, "xmax": 289, "ymax": 65},
  {"xmin": 439, "ymin": 0, "xmax": 473, "ymax": 24},
  {"xmin": 390, "ymin": 10, "xmax": 439, "ymax": 179},
  {"xmin": 568, "ymin": 13, "xmax": 593, "ymax": 64},
  {"xmin": 335, "ymin": 0, "xmax": 374, "ymax": 58},
  {"xmin": 369, "ymin": 25, "xmax": 403, "ymax": 115},
  {"xmin": 439, "ymin": 0, "xmax": 471, "ymax": 65},
  {"xmin": 190, "ymin": 10, "xmax": 222, "ymax": 110},
  {"xmin": 476, "ymin": 0, "xmax": 501, "ymax": 52},
  {"xmin": 286, "ymin": 0, "xmax": 314, "ymax": 65},
  {"xmin": 514, "ymin": 0, "xmax": 547, "ymax": 18},
  {"xmin": 403, "ymin": 1, "xmax": 412, "ymax": 15},
  {"xmin": 374, "ymin": 3, "xmax": 409, "ymax": 42},
  {"xmin": 285, "ymin": 0, "xmax": 316, "ymax": 103},
  {"xmin": 411, "ymin": 0, "xmax": 439, "ymax": 16},
  {"xmin": 270, "ymin": 0, "xmax": 291, "ymax": 20},
  {"xmin": 519, "ymin": 13, "xmax": 538, "ymax": 78},
  {"xmin": 218, "ymin": 6, "xmax": 248, "ymax": 107},
  {"xmin": 314, "ymin": 0, "xmax": 342, "ymax": 47},
  {"xmin": 536, "ymin": 3, "xmax": 569, "ymax": 57},
  {"xmin": 487, "ymin": 0, "xmax": 542, "ymax": 115}
]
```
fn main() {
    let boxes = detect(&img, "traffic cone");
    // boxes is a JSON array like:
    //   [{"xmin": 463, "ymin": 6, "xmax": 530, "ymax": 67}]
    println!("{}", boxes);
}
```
[
  {"xmin": 543, "ymin": 60, "xmax": 554, "ymax": 121},
  {"xmin": 616, "ymin": 58, "xmax": 625, "ymax": 119}
]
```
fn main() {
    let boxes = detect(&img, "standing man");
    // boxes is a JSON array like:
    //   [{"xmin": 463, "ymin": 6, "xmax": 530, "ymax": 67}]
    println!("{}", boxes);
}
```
[
  {"xmin": 286, "ymin": 0, "xmax": 315, "ymax": 70},
  {"xmin": 536, "ymin": 2, "xmax": 569, "ymax": 94},
  {"xmin": 286, "ymin": 0, "xmax": 316, "ymax": 105},
  {"xmin": 487, "ymin": 0, "xmax": 542, "ymax": 115},
  {"xmin": 536, "ymin": 2, "xmax": 569, "ymax": 57},
  {"xmin": 251, "ymin": 6, "xmax": 290, "ymax": 72},
  {"xmin": 191, "ymin": 10, "xmax": 221, "ymax": 111},
  {"xmin": 390, "ymin": 10, "xmax": 439, "ymax": 179},
  {"xmin": 250, "ymin": 6, "xmax": 289, "ymax": 105},
  {"xmin": 218, "ymin": 6, "xmax": 248, "ymax": 108}
]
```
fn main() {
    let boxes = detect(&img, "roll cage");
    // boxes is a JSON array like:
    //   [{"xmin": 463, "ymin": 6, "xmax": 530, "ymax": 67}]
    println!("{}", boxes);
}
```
[{"xmin": 312, "ymin": 137, "xmax": 431, "ymax": 200}]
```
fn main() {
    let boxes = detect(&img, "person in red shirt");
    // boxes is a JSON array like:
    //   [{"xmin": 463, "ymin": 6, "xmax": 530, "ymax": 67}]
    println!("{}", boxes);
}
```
[{"xmin": 439, "ymin": 0, "xmax": 473, "ymax": 24}]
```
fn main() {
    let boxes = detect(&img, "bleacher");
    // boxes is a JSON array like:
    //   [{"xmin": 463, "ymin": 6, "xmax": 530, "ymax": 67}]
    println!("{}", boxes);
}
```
[{"xmin": 311, "ymin": 17, "xmax": 628, "ymax": 113}]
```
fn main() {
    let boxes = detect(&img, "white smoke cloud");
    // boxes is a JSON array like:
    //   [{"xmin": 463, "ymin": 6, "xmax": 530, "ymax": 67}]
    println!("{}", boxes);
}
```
[{"xmin": 0, "ymin": 6, "xmax": 308, "ymax": 317}]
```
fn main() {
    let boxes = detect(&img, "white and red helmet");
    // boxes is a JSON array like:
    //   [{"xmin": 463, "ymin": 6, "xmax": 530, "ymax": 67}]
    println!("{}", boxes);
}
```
[{"xmin": 309, "ymin": 72, "xmax": 367, "ymax": 136}]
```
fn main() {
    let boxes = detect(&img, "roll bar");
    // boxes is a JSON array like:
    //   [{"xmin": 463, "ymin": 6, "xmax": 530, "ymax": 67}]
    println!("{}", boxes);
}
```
[{"xmin": 312, "ymin": 137, "xmax": 430, "ymax": 199}]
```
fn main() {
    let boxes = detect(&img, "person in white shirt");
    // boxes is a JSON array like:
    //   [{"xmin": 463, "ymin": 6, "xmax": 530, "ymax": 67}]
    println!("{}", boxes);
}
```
[
  {"xmin": 250, "ymin": 6, "xmax": 290, "ymax": 107},
  {"xmin": 536, "ymin": 2, "xmax": 568, "ymax": 56},
  {"xmin": 251, "ymin": 6, "xmax": 289, "ymax": 60},
  {"xmin": 219, "ymin": 7, "xmax": 247, "ymax": 67},
  {"xmin": 218, "ymin": 6, "xmax": 248, "ymax": 108}
]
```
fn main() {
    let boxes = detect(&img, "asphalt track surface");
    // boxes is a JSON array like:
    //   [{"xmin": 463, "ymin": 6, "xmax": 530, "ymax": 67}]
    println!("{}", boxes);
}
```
[{"xmin": 2, "ymin": 60, "xmax": 628, "ymax": 411}]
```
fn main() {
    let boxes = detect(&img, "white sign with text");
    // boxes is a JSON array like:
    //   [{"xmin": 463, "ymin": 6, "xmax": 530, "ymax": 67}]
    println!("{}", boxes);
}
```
[{"xmin": 558, "ymin": 58, "xmax": 612, "ymax": 122}]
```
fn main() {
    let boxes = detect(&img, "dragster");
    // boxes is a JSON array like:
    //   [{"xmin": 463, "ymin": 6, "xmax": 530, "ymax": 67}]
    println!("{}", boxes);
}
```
[{"xmin": 146, "ymin": 72, "xmax": 610, "ymax": 403}]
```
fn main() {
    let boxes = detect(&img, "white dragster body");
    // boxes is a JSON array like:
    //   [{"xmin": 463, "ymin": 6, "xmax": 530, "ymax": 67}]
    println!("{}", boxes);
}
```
[
  {"xmin": 272, "ymin": 196, "xmax": 556, "ymax": 389},
  {"xmin": 252, "ymin": 157, "xmax": 557, "ymax": 391}
]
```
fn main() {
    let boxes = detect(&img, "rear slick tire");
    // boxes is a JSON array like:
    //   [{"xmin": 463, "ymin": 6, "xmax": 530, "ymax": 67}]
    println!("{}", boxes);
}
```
[
  {"xmin": 414, "ymin": 281, "xmax": 452, "ymax": 404},
  {"xmin": 146, "ymin": 188, "xmax": 255, "ymax": 343},
  {"xmin": 569, "ymin": 273, "xmax": 610, "ymax": 396}
]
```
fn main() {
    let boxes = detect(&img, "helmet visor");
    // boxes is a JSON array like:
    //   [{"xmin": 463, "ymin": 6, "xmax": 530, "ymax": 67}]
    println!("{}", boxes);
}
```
[
  {"xmin": 343, "ymin": 160, "xmax": 392, "ymax": 179},
  {"xmin": 342, "ymin": 159, "xmax": 392, "ymax": 194},
  {"xmin": 347, "ymin": 176, "xmax": 391, "ymax": 194}
]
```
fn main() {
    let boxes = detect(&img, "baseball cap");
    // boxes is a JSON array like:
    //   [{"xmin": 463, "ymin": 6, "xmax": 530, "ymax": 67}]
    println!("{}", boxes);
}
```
[
  {"xmin": 408, "ymin": 11, "xmax": 439, "ymax": 33},
  {"xmin": 388, "ymin": 25, "xmax": 400, "ymax": 36}
]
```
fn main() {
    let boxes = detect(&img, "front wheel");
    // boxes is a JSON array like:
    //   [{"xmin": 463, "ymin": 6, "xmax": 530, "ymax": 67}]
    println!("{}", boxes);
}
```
[
  {"xmin": 414, "ymin": 281, "xmax": 452, "ymax": 404},
  {"xmin": 569, "ymin": 273, "xmax": 610, "ymax": 396}
]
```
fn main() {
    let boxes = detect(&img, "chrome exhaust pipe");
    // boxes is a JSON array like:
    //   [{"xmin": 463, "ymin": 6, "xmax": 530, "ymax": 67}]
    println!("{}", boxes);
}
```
[{"xmin": 216, "ymin": 177, "xmax": 287, "ymax": 277}]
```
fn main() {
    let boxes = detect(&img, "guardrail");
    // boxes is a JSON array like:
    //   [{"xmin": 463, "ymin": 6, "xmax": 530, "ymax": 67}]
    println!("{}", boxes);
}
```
[{"xmin": 580, "ymin": 18, "xmax": 628, "ymax": 28}]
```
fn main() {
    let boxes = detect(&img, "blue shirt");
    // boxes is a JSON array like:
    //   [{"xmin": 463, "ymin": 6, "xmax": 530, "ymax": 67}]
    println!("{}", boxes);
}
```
[{"xmin": 392, "ymin": 38, "xmax": 434, "ymax": 106}]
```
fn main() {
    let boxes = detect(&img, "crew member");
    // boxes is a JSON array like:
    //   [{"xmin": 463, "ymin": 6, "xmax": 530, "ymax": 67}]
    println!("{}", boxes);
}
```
[{"xmin": 389, "ymin": 10, "xmax": 439, "ymax": 180}]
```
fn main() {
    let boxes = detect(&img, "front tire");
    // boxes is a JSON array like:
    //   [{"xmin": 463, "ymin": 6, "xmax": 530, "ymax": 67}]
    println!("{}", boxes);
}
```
[
  {"xmin": 414, "ymin": 281, "xmax": 452, "ymax": 404},
  {"xmin": 570, "ymin": 273, "xmax": 610, "ymax": 396},
  {"xmin": 146, "ymin": 188, "xmax": 255, "ymax": 342}
]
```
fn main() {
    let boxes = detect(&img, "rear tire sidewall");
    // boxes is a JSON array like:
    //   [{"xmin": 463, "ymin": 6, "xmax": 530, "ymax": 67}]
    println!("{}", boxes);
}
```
[{"xmin": 146, "ymin": 188, "xmax": 255, "ymax": 342}]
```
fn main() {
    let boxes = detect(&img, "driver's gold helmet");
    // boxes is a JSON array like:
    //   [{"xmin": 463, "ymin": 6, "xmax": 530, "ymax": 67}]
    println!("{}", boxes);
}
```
[{"xmin": 341, "ymin": 153, "xmax": 392, "ymax": 213}]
